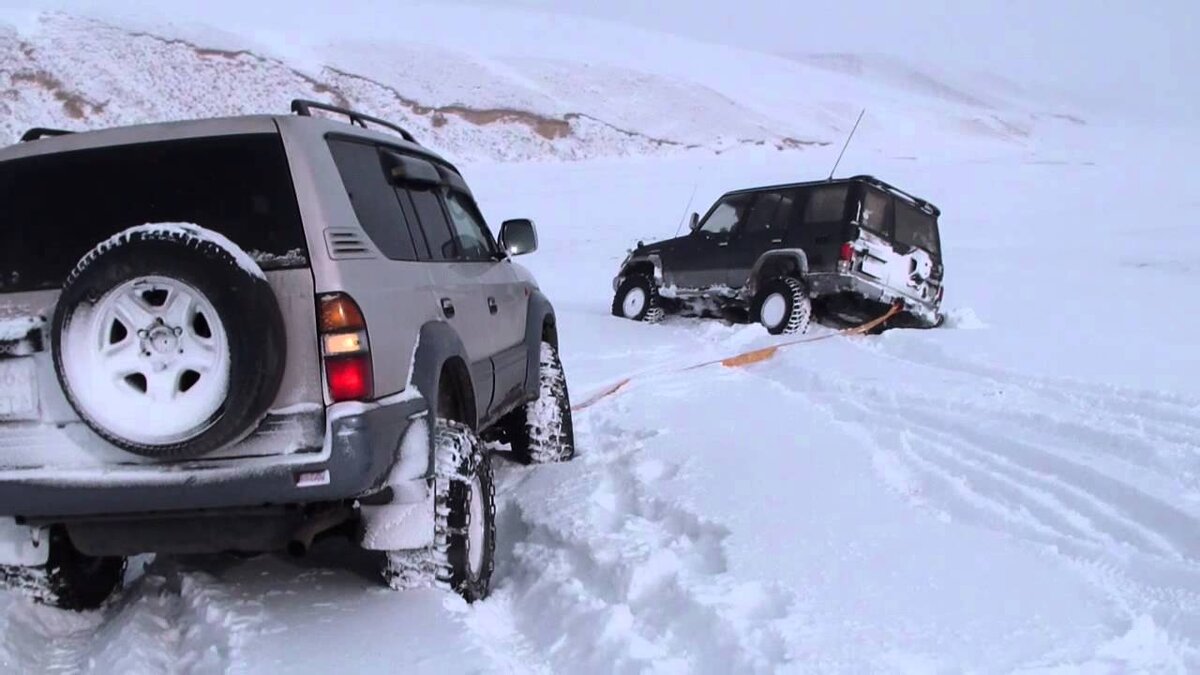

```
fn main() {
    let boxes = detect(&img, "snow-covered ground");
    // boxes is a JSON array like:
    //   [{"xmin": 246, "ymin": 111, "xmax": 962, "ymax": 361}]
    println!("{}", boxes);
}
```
[{"xmin": 2, "ymin": 6, "xmax": 1199, "ymax": 674}]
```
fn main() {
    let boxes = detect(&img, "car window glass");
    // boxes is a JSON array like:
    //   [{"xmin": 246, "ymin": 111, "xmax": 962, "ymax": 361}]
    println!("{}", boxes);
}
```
[
  {"xmin": 407, "ymin": 187, "xmax": 458, "ymax": 260},
  {"xmin": 699, "ymin": 194, "xmax": 753, "ymax": 235},
  {"xmin": 443, "ymin": 190, "xmax": 497, "ymax": 261},
  {"xmin": 0, "ymin": 134, "xmax": 308, "ymax": 293},
  {"xmin": 857, "ymin": 189, "xmax": 889, "ymax": 233},
  {"xmin": 743, "ymin": 192, "xmax": 784, "ymax": 235},
  {"xmin": 327, "ymin": 139, "xmax": 420, "ymax": 261},
  {"xmin": 803, "ymin": 185, "xmax": 849, "ymax": 223},
  {"xmin": 894, "ymin": 202, "xmax": 940, "ymax": 256},
  {"xmin": 773, "ymin": 192, "xmax": 798, "ymax": 231}
]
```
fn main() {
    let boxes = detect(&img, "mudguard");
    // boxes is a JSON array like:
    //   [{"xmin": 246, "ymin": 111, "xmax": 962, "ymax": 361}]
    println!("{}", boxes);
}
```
[
  {"xmin": 613, "ymin": 254, "xmax": 664, "ymax": 290},
  {"xmin": 521, "ymin": 290, "xmax": 557, "ymax": 399},
  {"xmin": 747, "ymin": 249, "xmax": 810, "ymax": 297}
]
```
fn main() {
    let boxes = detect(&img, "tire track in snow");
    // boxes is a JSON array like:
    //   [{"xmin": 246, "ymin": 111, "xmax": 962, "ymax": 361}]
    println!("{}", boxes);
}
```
[
  {"xmin": 0, "ymin": 558, "xmax": 264, "ymax": 674},
  {"xmin": 741, "ymin": 343, "xmax": 1200, "ymax": 665},
  {"xmin": 487, "ymin": 400, "xmax": 799, "ymax": 673}
]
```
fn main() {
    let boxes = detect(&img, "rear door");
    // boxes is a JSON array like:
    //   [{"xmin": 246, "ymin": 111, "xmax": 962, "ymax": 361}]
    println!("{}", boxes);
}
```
[
  {"xmin": 850, "ymin": 185, "xmax": 940, "ymax": 302},
  {"xmin": 786, "ymin": 183, "xmax": 851, "ymax": 272},
  {"xmin": 394, "ymin": 172, "xmax": 495, "ymax": 416}
]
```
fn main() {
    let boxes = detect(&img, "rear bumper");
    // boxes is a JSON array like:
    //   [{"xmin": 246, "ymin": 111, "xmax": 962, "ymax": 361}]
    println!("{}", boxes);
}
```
[
  {"xmin": 807, "ymin": 272, "xmax": 942, "ymax": 325},
  {"xmin": 0, "ymin": 396, "xmax": 428, "ymax": 519}
]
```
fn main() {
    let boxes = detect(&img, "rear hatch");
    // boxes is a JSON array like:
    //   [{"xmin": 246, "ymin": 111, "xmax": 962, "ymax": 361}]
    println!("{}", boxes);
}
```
[
  {"xmin": 849, "ymin": 182, "xmax": 943, "ymax": 306},
  {"xmin": 0, "ymin": 130, "xmax": 324, "ymax": 471}
]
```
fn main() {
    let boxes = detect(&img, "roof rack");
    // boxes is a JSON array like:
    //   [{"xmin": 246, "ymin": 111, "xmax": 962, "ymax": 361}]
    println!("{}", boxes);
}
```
[
  {"xmin": 20, "ymin": 127, "xmax": 74, "ymax": 143},
  {"xmin": 850, "ymin": 174, "xmax": 939, "ymax": 216},
  {"xmin": 291, "ymin": 99, "xmax": 418, "ymax": 144}
]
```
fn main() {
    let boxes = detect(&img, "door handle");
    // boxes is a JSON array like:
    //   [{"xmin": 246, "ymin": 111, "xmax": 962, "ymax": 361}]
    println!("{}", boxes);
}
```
[
  {"xmin": 770, "ymin": 238, "xmax": 783, "ymax": 244},
  {"xmin": 487, "ymin": 297, "xmax": 498, "ymax": 315},
  {"xmin": 440, "ymin": 298, "xmax": 455, "ymax": 319},
  {"xmin": 717, "ymin": 241, "xmax": 729, "ymax": 247}
]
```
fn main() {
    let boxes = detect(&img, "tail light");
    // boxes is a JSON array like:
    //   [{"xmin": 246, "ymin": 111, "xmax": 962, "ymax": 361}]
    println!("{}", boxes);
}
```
[
  {"xmin": 319, "ymin": 293, "xmax": 373, "ymax": 402},
  {"xmin": 838, "ymin": 242, "xmax": 856, "ymax": 273}
]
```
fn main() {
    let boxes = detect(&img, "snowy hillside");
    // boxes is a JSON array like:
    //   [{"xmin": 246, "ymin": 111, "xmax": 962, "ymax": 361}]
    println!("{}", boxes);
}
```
[
  {"xmin": 0, "ymin": 11, "xmax": 1089, "ymax": 162},
  {"xmin": 2, "ymin": 5, "xmax": 1199, "ymax": 674}
]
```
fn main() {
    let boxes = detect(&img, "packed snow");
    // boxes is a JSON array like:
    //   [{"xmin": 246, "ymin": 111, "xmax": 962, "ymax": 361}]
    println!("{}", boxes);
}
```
[{"xmin": 1, "ymin": 5, "xmax": 1198, "ymax": 674}]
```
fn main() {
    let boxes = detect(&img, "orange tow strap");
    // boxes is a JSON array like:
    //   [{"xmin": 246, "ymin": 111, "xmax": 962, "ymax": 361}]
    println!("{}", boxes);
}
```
[{"xmin": 571, "ymin": 303, "xmax": 903, "ymax": 412}]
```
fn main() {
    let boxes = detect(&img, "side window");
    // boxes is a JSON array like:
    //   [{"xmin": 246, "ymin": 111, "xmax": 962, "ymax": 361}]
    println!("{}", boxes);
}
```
[
  {"xmin": 327, "ymin": 139, "xmax": 420, "ymax": 261},
  {"xmin": 773, "ymin": 190, "xmax": 799, "ymax": 232},
  {"xmin": 742, "ymin": 192, "xmax": 784, "ymax": 235},
  {"xmin": 857, "ymin": 189, "xmax": 890, "ymax": 234},
  {"xmin": 443, "ymin": 190, "xmax": 497, "ymax": 261},
  {"xmin": 699, "ymin": 193, "xmax": 754, "ymax": 235},
  {"xmin": 803, "ymin": 185, "xmax": 850, "ymax": 224},
  {"xmin": 405, "ymin": 187, "xmax": 458, "ymax": 261}
]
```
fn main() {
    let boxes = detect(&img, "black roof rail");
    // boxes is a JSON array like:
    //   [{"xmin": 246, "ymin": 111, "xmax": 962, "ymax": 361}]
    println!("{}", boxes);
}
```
[
  {"xmin": 20, "ymin": 127, "xmax": 74, "ymax": 143},
  {"xmin": 291, "ymin": 99, "xmax": 418, "ymax": 144},
  {"xmin": 849, "ymin": 174, "xmax": 939, "ymax": 216}
]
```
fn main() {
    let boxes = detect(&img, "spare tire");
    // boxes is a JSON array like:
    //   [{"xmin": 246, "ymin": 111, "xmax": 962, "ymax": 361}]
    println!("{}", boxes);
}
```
[{"xmin": 51, "ymin": 224, "xmax": 286, "ymax": 459}]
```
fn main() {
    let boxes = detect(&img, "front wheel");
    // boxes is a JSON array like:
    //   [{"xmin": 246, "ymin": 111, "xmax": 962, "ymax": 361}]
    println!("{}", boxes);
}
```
[
  {"xmin": 752, "ymin": 277, "xmax": 812, "ymax": 335},
  {"xmin": 612, "ymin": 275, "xmax": 664, "ymax": 324},
  {"xmin": 499, "ymin": 342, "xmax": 575, "ymax": 464}
]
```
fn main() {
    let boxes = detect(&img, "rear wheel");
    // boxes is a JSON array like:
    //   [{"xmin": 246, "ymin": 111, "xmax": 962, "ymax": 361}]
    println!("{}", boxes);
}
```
[
  {"xmin": 612, "ymin": 275, "xmax": 664, "ymax": 324},
  {"xmin": 0, "ymin": 529, "xmax": 125, "ymax": 611},
  {"xmin": 383, "ymin": 419, "xmax": 496, "ymax": 603},
  {"xmin": 752, "ymin": 277, "xmax": 811, "ymax": 335}
]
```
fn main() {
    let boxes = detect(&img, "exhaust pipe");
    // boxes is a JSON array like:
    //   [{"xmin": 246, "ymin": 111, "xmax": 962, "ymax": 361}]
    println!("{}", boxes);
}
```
[{"xmin": 288, "ymin": 505, "xmax": 353, "ymax": 557}]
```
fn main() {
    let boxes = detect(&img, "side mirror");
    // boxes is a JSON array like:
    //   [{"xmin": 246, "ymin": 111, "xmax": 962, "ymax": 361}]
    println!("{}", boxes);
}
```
[
  {"xmin": 688, "ymin": 212, "xmax": 701, "ymax": 232},
  {"xmin": 499, "ymin": 219, "xmax": 538, "ymax": 256}
]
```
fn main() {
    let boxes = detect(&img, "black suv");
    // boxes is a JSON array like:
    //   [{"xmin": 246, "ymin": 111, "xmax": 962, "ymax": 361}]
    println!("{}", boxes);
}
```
[{"xmin": 612, "ymin": 176, "xmax": 944, "ymax": 334}]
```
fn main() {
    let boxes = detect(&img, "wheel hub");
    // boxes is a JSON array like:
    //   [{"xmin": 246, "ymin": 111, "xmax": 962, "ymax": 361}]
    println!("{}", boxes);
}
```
[
  {"xmin": 59, "ymin": 275, "xmax": 232, "ymax": 446},
  {"xmin": 141, "ymin": 321, "xmax": 183, "ymax": 358}
]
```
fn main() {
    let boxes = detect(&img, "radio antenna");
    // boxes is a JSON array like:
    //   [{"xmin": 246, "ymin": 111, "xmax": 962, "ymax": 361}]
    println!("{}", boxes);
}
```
[
  {"xmin": 673, "ymin": 176, "xmax": 701, "ymax": 237},
  {"xmin": 827, "ymin": 108, "xmax": 865, "ymax": 180}
]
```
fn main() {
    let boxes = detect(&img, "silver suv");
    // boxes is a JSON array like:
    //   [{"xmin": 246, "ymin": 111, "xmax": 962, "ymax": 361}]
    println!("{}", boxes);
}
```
[{"xmin": 0, "ymin": 101, "xmax": 575, "ymax": 609}]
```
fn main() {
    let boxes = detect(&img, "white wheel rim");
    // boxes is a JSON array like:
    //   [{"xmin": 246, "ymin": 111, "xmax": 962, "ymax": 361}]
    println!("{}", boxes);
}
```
[
  {"xmin": 61, "ymin": 276, "xmax": 231, "ymax": 445},
  {"xmin": 760, "ymin": 292, "xmax": 788, "ymax": 329},
  {"xmin": 622, "ymin": 287, "xmax": 648, "ymax": 318},
  {"xmin": 467, "ymin": 472, "xmax": 485, "ymax": 576}
]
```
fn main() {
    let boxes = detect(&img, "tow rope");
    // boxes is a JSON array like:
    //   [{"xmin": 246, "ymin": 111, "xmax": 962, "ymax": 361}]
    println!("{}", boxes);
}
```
[{"xmin": 572, "ymin": 303, "xmax": 902, "ymax": 413}]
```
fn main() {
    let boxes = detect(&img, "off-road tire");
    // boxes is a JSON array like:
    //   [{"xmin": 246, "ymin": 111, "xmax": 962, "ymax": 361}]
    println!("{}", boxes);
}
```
[
  {"xmin": 752, "ymin": 276, "xmax": 812, "ymax": 336},
  {"xmin": 499, "ymin": 342, "xmax": 575, "ymax": 464},
  {"xmin": 612, "ymin": 275, "xmax": 664, "ymax": 324},
  {"xmin": 383, "ymin": 420, "xmax": 496, "ymax": 602},
  {"xmin": 0, "ymin": 529, "xmax": 125, "ymax": 611},
  {"xmin": 51, "ymin": 226, "xmax": 286, "ymax": 459}
]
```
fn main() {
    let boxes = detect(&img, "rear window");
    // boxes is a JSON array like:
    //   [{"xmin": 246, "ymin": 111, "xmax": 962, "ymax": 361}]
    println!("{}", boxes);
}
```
[
  {"xmin": 894, "ymin": 202, "xmax": 940, "ymax": 256},
  {"xmin": 0, "ymin": 134, "xmax": 307, "ymax": 293},
  {"xmin": 858, "ymin": 189, "xmax": 890, "ymax": 233}
]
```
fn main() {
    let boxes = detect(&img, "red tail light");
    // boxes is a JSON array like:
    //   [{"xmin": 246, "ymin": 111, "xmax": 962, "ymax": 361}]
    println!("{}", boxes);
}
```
[
  {"xmin": 319, "ymin": 293, "xmax": 373, "ymax": 402},
  {"xmin": 839, "ymin": 243, "xmax": 855, "ymax": 262}
]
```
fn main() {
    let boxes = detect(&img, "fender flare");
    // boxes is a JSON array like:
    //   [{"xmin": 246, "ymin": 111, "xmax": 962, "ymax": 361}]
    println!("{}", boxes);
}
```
[
  {"xmin": 411, "ymin": 321, "xmax": 478, "ymax": 430},
  {"xmin": 521, "ymin": 290, "xmax": 557, "ymax": 398},
  {"xmin": 747, "ymin": 249, "xmax": 810, "ymax": 297},
  {"xmin": 614, "ymin": 254, "xmax": 664, "ymax": 290}
]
